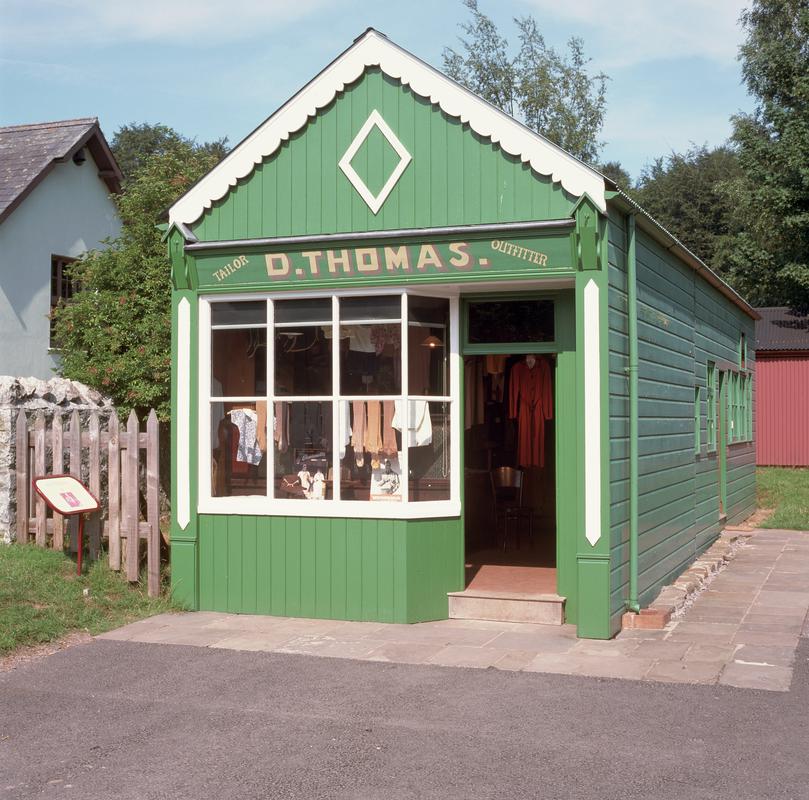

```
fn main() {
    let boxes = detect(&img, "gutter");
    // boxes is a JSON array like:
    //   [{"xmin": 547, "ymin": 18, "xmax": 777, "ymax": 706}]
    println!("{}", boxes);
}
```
[
  {"xmin": 627, "ymin": 213, "xmax": 640, "ymax": 613},
  {"xmin": 181, "ymin": 218, "xmax": 575, "ymax": 252}
]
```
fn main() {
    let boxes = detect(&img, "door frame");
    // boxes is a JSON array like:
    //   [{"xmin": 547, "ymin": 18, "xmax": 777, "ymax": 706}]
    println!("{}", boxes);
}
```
[{"xmin": 459, "ymin": 290, "xmax": 577, "ymax": 619}]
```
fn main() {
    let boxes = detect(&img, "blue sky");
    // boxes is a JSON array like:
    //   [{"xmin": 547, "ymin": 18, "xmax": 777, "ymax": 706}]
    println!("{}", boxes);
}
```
[{"xmin": 0, "ymin": 0, "xmax": 753, "ymax": 182}]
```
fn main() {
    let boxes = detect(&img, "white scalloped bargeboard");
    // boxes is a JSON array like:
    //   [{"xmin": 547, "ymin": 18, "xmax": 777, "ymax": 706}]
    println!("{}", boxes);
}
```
[{"xmin": 168, "ymin": 31, "xmax": 605, "ymax": 227}]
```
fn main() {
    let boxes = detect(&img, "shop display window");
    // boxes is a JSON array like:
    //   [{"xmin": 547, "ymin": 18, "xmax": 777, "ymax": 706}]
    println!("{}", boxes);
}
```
[{"xmin": 202, "ymin": 293, "xmax": 458, "ymax": 515}]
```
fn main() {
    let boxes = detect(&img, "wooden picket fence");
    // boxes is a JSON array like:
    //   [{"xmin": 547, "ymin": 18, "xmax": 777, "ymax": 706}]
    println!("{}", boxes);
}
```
[{"xmin": 14, "ymin": 408, "xmax": 161, "ymax": 597}]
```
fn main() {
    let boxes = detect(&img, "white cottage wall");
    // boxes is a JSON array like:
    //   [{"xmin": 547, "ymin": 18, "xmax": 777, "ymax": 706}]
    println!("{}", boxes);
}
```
[{"xmin": 0, "ymin": 155, "xmax": 121, "ymax": 379}]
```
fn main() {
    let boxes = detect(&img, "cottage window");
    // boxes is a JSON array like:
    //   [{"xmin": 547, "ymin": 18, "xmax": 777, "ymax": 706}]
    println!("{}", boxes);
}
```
[
  {"xmin": 200, "ymin": 292, "xmax": 459, "ymax": 518},
  {"xmin": 49, "ymin": 255, "xmax": 76, "ymax": 345},
  {"xmin": 706, "ymin": 362, "xmax": 717, "ymax": 453}
]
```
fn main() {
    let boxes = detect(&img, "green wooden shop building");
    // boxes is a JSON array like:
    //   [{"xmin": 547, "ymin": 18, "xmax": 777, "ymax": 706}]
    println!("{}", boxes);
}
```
[{"xmin": 167, "ymin": 30, "xmax": 756, "ymax": 638}]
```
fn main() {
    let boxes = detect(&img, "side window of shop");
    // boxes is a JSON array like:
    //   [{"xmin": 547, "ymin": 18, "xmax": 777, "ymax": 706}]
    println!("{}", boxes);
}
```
[
  {"xmin": 208, "ymin": 294, "xmax": 452, "ymax": 507},
  {"xmin": 729, "ymin": 373, "xmax": 738, "ymax": 443},
  {"xmin": 694, "ymin": 386, "xmax": 701, "ymax": 455},
  {"xmin": 727, "ymin": 370, "xmax": 753, "ymax": 445},
  {"xmin": 706, "ymin": 362, "xmax": 717, "ymax": 453},
  {"xmin": 746, "ymin": 374, "xmax": 753, "ymax": 441}
]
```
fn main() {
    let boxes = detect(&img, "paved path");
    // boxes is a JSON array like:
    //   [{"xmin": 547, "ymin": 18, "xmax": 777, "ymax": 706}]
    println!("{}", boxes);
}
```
[
  {"xmin": 2, "ymin": 637, "xmax": 809, "ymax": 799},
  {"xmin": 100, "ymin": 528, "xmax": 809, "ymax": 691}
]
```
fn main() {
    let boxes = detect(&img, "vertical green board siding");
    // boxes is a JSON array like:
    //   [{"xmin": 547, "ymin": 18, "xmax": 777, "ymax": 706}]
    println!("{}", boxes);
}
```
[
  {"xmin": 607, "ymin": 209, "xmax": 756, "ymax": 614},
  {"xmin": 191, "ymin": 68, "xmax": 575, "ymax": 240},
  {"xmin": 197, "ymin": 514, "xmax": 463, "ymax": 623}
]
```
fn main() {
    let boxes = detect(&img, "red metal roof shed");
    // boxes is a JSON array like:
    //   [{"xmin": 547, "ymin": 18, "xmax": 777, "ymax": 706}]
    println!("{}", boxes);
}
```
[{"xmin": 755, "ymin": 307, "xmax": 809, "ymax": 466}]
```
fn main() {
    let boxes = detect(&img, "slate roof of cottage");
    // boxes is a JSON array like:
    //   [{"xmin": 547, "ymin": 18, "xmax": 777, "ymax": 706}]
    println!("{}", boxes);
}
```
[
  {"xmin": 756, "ymin": 306, "xmax": 809, "ymax": 351},
  {"xmin": 0, "ymin": 117, "xmax": 122, "ymax": 225}
]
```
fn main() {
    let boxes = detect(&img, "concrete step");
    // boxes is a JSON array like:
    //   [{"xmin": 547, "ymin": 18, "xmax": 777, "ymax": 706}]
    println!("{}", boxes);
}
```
[{"xmin": 448, "ymin": 589, "xmax": 566, "ymax": 625}]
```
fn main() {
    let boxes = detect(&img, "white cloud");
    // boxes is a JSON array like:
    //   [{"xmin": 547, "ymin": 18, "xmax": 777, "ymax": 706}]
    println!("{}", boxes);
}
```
[
  {"xmin": 0, "ymin": 0, "xmax": 335, "ymax": 47},
  {"xmin": 518, "ymin": 0, "xmax": 747, "ymax": 68}
]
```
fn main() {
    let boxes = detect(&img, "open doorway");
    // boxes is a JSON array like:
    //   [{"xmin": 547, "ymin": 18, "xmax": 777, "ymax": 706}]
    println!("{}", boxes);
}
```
[{"xmin": 463, "ymin": 353, "xmax": 556, "ymax": 596}]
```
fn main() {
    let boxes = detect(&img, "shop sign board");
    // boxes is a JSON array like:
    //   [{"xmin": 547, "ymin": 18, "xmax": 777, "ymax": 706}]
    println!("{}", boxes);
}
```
[
  {"xmin": 192, "ymin": 232, "xmax": 575, "ymax": 290},
  {"xmin": 32, "ymin": 475, "xmax": 100, "ymax": 516}
]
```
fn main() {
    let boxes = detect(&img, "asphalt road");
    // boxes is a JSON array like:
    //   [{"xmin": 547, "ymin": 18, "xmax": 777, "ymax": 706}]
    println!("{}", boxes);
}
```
[{"xmin": 1, "ymin": 637, "xmax": 808, "ymax": 800}]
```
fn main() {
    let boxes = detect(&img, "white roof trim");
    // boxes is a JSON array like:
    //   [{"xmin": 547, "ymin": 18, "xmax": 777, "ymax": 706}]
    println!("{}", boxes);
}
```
[{"xmin": 169, "ymin": 30, "xmax": 606, "ymax": 227}]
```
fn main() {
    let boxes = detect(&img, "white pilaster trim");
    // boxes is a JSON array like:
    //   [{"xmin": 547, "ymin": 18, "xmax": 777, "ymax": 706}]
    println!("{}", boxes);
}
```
[
  {"xmin": 176, "ymin": 297, "xmax": 191, "ymax": 531},
  {"xmin": 584, "ymin": 279, "xmax": 601, "ymax": 546}
]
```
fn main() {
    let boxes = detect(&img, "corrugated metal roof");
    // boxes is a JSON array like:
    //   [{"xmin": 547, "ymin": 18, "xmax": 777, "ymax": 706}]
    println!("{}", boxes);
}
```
[
  {"xmin": 0, "ymin": 117, "xmax": 121, "ymax": 224},
  {"xmin": 756, "ymin": 306, "xmax": 809, "ymax": 351}
]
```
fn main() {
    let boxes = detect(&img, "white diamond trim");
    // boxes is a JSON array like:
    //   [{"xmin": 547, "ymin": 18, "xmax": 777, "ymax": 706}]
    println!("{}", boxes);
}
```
[{"xmin": 338, "ymin": 110, "xmax": 412, "ymax": 215}]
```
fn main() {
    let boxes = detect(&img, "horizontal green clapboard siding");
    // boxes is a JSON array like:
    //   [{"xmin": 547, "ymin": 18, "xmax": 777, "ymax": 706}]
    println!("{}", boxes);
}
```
[
  {"xmin": 607, "ymin": 209, "xmax": 756, "ymax": 617},
  {"xmin": 191, "ymin": 68, "xmax": 575, "ymax": 240},
  {"xmin": 607, "ymin": 207, "xmax": 630, "ymax": 627},
  {"xmin": 197, "ymin": 514, "xmax": 464, "ymax": 623}
]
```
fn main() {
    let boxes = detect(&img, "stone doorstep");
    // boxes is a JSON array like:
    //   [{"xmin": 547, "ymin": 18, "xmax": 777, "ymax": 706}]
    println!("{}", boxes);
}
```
[
  {"xmin": 448, "ymin": 589, "xmax": 566, "ymax": 625},
  {"xmin": 622, "ymin": 531, "xmax": 751, "ymax": 632}
]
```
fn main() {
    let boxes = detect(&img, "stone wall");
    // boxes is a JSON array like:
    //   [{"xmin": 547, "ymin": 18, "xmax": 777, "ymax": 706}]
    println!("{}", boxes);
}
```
[{"xmin": 0, "ymin": 376, "xmax": 113, "ymax": 543}]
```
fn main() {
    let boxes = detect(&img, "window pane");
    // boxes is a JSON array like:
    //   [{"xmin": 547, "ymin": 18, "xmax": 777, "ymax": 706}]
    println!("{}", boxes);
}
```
[
  {"xmin": 275, "ymin": 326, "xmax": 332, "ymax": 395},
  {"xmin": 340, "ymin": 296, "xmax": 401, "ymax": 321},
  {"xmin": 212, "ymin": 328, "xmax": 266, "ymax": 396},
  {"xmin": 408, "ymin": 401, "xmax": 450, "ymax": 501},
  {"xmin": 211, "ymin": 301, "xmax": 266, "ymax": 326},
  {"xmin": 338, "ymin": 400, "xmax": 402, "ymax": 502},
  {"xmin": 409, "ymin": 297, "xmax": 449, "ymax": 396},
  {"xmin": 273, "ymin": 401, "xmax": 333, "ymax": 500},
  {"xmin": 339, "ymin": 324, "xmax": 401, "ymax": 395},
  {"xmin": 275, "ymin": 298, "xmax": 332, "ymax": 324},
  {"xmin": 468, "ymin": 300, "xmax": 554, "ymax": 344},
  {"xmin": 211, "ymin": 401, "xmax": 268, "ymax": 496}
]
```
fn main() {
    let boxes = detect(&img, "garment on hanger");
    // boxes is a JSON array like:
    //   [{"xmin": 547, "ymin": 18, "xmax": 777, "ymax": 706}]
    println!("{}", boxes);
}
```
[
  {"xmin": 256, "ymin": 401, "xmax": 267, "ymax": 451},
  {"xmin": 485, "ymin": 355, "xmax": 507, "ymax": 402},
  {"xmin": 351, "ymin": 400, "xmax": 367, "ymax": 466},
  {"xmin": 508, "ymin": 356, "xmax": 553, "ymax": 468},
  {"xmin": 339, "ymin": 401, "xmax": 352, "ymax": 460},
  {"xmin": 370, "ymin": 324, "xmax": 400, "ymax": 355},
  {"xmin": 392, "ymin": 400, "xmax": 432, "ymax": 447},
  {"xmin": 365, "ymin": 401, "xmax": 383, "ymax": 454},
  {"xmin": 274, "ymin": 402, "xmax": 290, "ymax": 453},
  {"xmin": 464, "ymin": 358, "xmax": 485, "ymax": 430},
  {"xmin": 382, "ymin": 400, "xmax": 398, "ymax": 455},
  {"xmin": 229, "ymin": 408, "xmax": 263, "ymax": 465}
]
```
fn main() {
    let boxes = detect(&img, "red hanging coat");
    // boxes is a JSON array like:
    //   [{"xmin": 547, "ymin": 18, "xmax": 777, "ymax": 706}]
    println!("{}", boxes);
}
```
[{"xmin": 508, "ymin": 358, "xmax": 553, "ymax": 467}]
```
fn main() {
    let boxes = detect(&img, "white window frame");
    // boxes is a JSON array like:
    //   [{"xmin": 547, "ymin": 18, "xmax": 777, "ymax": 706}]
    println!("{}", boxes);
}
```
[{"xmin": 197, "ymin": 287, "xmax": 461, "ymax": 519}]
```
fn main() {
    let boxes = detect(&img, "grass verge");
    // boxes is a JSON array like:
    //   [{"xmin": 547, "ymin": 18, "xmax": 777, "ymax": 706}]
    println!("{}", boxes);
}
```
[
  {"xmin": 757, "ymin": 467, "xmax": 809, "ymax": 530},
  {"xmin": 0, "ymin": 543, "xmax": 179, "ymax": 655}
]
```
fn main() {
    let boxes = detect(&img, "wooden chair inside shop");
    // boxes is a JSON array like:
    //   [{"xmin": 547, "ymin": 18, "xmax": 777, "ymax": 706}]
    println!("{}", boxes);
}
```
[{"xmin": 490, "ymin": 466, "xmax": 534, "ymax": 550}]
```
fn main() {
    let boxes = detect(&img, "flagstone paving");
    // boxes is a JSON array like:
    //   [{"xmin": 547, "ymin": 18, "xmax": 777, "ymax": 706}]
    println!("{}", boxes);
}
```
[{"xmin": 100, "ymin": 528, "xmax": 809, "ymax": 692}]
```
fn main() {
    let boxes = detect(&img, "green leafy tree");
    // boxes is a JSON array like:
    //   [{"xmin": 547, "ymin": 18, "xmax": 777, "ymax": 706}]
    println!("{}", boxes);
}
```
[
  {"xmin": 111, "ymin": 122, "xmax": 228, "ymax": 181},
  {"xmin": 598, "ymin": 160, "xmax": 632, "ymax": 188},
  {"xmin": 443, "ymin": 0, "xmax": 608, "ymax": 163},
  {"xmin": 53, "ymin": 140, "xmax": 221, "ymax": 419},
  {"xmin": 718, "ymin": 0, "xmax": 809, "ymax": 310},
  {"xmin": 634, "ymin": 145, "xmax": 742, "ymax": 272}
]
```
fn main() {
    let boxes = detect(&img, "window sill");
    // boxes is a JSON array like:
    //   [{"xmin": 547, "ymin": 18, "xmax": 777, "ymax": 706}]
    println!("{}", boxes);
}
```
[{"xmin": 197, "ymin": 496, "xmax": 461, "ymax": 520}]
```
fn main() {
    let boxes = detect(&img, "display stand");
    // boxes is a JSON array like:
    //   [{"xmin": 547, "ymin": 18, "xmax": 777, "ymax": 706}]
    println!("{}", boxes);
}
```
[{"xmin": 32, "ymin": 475, "xmax": 100, "ymax": 575}]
